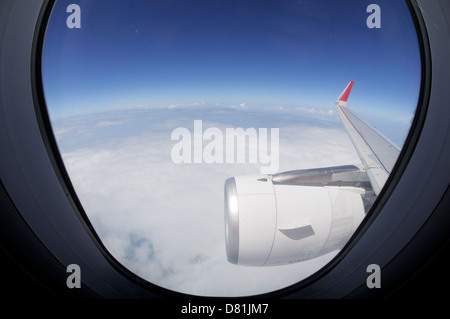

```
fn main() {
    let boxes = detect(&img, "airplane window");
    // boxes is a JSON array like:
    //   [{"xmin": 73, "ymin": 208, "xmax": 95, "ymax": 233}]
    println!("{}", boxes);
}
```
[{"xmin": 41, "ymin": 0, "xmax": 421, "ymax": 296}]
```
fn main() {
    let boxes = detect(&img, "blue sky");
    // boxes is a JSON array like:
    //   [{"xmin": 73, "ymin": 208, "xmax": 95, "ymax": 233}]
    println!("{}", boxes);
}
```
[{"xmin": 43, "ymin": 0, "xmax": 421, "ymax": 128}]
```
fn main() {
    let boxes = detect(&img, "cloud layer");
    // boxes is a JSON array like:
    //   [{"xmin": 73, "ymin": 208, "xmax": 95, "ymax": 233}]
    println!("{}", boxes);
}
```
[{"xmin": 54, "ymin": 106, "xmax": 360, "ymax": 296}]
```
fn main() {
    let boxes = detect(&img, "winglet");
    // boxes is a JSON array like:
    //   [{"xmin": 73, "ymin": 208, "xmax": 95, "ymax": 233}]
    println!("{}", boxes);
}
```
[{"xmin": 337, "ymin": 81, "xmax": 354, "ymax": 106}]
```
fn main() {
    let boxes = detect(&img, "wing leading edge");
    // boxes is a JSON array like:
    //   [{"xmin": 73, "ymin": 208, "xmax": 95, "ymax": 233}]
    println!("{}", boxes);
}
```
[{"xmin": 334, "ymin": 81, "xmax": 400, "ymax": 195}]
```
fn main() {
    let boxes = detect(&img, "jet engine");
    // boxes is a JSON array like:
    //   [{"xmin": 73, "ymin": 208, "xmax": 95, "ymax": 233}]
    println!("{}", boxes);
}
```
[{"xmin": 224, "ymin": 167, "xmax": 367, "ymax": 266}]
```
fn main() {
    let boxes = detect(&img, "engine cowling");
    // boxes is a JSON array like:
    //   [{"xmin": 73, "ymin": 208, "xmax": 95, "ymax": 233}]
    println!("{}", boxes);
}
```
[{"xmin": 224, "ymin": 175, "xmax": 366, "ymax": 266}]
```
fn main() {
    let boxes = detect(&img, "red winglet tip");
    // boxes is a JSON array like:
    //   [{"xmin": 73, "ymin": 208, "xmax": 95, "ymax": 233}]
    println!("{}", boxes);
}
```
[{"xmin": 340, "ymin": 80, "xmax": 354, "ymax": 102}]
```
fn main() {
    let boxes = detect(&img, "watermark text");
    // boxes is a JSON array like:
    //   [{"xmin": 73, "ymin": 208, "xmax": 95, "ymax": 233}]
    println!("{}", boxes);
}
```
[{"xmin": 171, "ymin": 120, "xmax": 279, "ymax": 174}]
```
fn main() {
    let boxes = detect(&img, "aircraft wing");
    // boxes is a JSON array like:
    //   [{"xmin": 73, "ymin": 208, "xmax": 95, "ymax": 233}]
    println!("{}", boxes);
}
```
[
  {"xmin": 334, "ymin": 81, "xmax": 400, "ymax": 195},
  {"xmin": 224, "ymin": 81, "xmax": 402, "ymax": 266}
]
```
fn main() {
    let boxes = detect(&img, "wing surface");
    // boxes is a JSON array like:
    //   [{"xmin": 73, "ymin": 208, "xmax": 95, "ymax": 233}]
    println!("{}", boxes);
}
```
[{"xmin": 334, "ymin": 81, "xmax": 400, "ymax": 195}]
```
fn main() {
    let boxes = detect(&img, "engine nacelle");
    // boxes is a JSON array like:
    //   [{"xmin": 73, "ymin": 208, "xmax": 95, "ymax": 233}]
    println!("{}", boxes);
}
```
[{"xmin": 224, "ymin": 175, "xmax": 366, "ymax": 266}]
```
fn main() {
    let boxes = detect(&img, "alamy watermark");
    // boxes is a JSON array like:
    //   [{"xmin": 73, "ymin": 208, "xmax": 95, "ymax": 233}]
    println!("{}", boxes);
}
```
[
  {"xmin": 66, "ymin": 3, "xmax": 380, "ymax": 30},
  {"xmin": 366, "ymin": 264, "xmax": 381, "ymax": 289},
  {"xmin": 66, "ymin": 264, "xmax": 81, "ymax": 289},
  {"xmin": 170, "ymin": 120, "xmax": 279, "ymax": 174},
  {"xmin": 366, "ymin": 4, "xmax": 381, "ymax": 29},
  {"xmin": 66, "ymin": 4, "xmax": 81, "ymax": 29}
]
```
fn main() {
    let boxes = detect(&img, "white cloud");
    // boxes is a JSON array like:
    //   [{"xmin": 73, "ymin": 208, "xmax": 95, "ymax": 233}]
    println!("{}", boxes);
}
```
[
  {"xmin": 228, "ymin": 103, "xmax": 249, "ymax": 110},
  {"xmin": 297, "ymin": 106, "xmax": 316, "ymax": 114},
  {"xmin": 95, "ymin": 120, "xmax": 123, "ymax": 128},
  {"xmin": 52, "ymin": 122, "xmax": 89, "ymax": 142},
  {"xmin": 166, "ymin": 102, "xmax": 205, "ymax": 109},
  {"xmin": 296, "ymin": 106, "xmax": 334, "ymax": 117},
  {"xmin": 56, "ymin": 107, "xmax": 360, "ymax": 297}
]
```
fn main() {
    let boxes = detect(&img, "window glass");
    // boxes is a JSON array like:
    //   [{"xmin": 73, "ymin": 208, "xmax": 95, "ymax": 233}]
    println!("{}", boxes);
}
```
[{"xmin": 42, "ymin": 0, "xmax": 421, "ymax": 296}]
